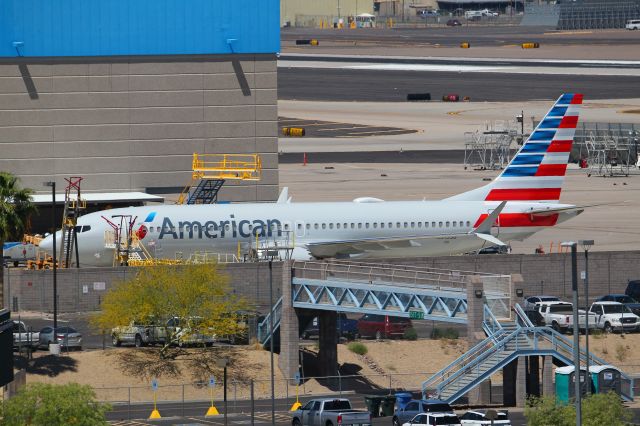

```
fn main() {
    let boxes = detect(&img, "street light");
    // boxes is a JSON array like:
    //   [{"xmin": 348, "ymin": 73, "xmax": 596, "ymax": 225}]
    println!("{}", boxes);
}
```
[
  {"xmin": 43, "ymin": 181, "xmax": 57, "ymax": 332},
  {"xmin": 579, "ymin": 239, "xmax": 594, "ymax": 395},
  {"xmin": 561, "ymin": 241, "xmax": 581, "ymax": 426},
  {"xmin": 216, "ymin": 358, "xmax": 230, "ymax": 426}
]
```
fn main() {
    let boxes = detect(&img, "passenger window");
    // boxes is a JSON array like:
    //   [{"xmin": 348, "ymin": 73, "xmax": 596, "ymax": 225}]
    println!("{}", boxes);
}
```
[
  {"xmin": 418, "ymin": 222, "xmax": 422, "ymax": 228},
  {"xmin": 314, "ymin": 223, "xmax": 319, "ymax": 229},
  {"xmin": 358, "ymin": 223, "xmax": 362, "ymax": 229},
  {"xmin": 351, "ymin": 223, "xmax": 355, "ymax": 229},
  {"xmin": 425, "ymin": 222, "xmax": 429, "ymax": 228},
  {"xmin": 366, "ymin": 223, "xmax": 370, "ymax": 229},
  {"xmin": 446, "ymin": 221, "xmax": 450, "ymax": 227},
  {"xmin": 396, "ymin": 222, "xmax": 401, "ymax": 228},
  {"xmin": 284, "ymin": 224, "xmax": 290, "ymax": 230},
  {"xmin": 404, "ymin": 222, "xmax": 408, "ymax": 228},
  {"xmin": 373, "ymin": 223, "xmax": 378, "ymax": 228},
  {"xmin": 297, "ymin": 224, "xmax": 302, "ymax": 230},
  {"xmin": 438, "ymin": 222, "xmax": 443, "ymax": 227},
  {"xmin": 388, "ymin": 222, "xmax": 392, "ymax": 228},
  {"xmin": 432, "ymin": 222, "xmax": 436, "ymax": 228},
  {"xmin": 466, "ymin": 221, "xmax": 471, "ymax": 227},
  {"xmin": 453, "ymin": 221, "xmax": 457, "ymax": 227},
  {"xmin": 329, "ymin": 223, "xmax": 334, "ymax": 229},
  {"xmin": 344, "ymin": 223, "xmax": 348, "ymax": 229},
  {"xmin": 411, "ymin": 222, "xmax": 415, "ymax": 227},
  {"xmin": 380, "ymin": 223, "xmax": 384, "ymax": 228},
  {"xmin": 336, "ymin": 223, "xmax": 340, "ymax": 229},
  {"xmin": 306, "ymin": 224, "xmax": 310, "ymax": 230}
]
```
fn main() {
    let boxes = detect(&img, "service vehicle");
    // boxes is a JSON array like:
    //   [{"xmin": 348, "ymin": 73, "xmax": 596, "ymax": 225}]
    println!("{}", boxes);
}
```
[
  {"xmin": 392, "ymin": 400, "xmax": 454, "ymax": 426},
  {"xmin": 459, "ymin": 409, "xmax": 511, "ymax": 425},
  {"xmin": 111, "ymin": 316, "xmax": 216, "ymax": 347},
  {"xmin": 291, "ymin": 398, "xmax": 371, "ymax": 426},
  {"xmin": 626, "ymin": 19, "xmax": 640, "ymax": 30},
  {"xmin": 589, "ymin": 301, "xmax": 640, "ymax": 333},
  {"xmin": 111, "ymin": 321, "xmax": 153, "ymax": 347},
  {"xmin": 2, "ymin": 242, "xmax": 36, "ymax": 267},
  {"xmin": 535, "ymin": 302, "xmax": 597, "ymax": 334},
  {"xmin": 12, "ymin": 320, "xmax": 40, "ymax": 350},
  {"xmin": 402, "ymin": 413, "xmax": 461, "ymax": 426}
]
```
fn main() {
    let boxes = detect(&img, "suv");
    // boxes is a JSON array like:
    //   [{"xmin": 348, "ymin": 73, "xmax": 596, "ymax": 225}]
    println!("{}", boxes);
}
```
[
  {"xmin": 393, "ymin": 399, "xmax": 454, "ymax": 426},
  {"xmin": 357, "ymin": 314, "xmax": 413, "ymax": 339},
  {"xmin": 589, "ymin": 301, "xmax": 640, "ymax": 333},
  {"xmin": 626, "ymin": 19, "xmax": 640, "ymax": 30},
  {"xmin": 624, "ymin": 280, "xmax": 640, "ymax": 301},
  {"xmin": 405, "ymin": 413, "xmax": 461, "ymax": 426}
]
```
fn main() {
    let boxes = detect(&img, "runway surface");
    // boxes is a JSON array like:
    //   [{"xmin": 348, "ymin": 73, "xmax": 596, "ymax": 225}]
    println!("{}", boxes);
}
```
[{"xmin": 278, "ymin": 67, "xmax": 640, "ymax": 102}]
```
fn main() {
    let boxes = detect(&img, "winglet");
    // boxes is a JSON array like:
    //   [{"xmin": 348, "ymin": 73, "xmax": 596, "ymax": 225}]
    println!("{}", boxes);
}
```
[
  {"xmin": 472, "ymin": 201, "xmax": 507, "ymax": 234},
  {"xmin": 277, "ymin": 187, "xmax": 290, "ymax": 204}
]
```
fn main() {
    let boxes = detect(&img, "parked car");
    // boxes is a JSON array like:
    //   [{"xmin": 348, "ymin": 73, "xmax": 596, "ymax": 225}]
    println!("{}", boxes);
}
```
[
  {"xmin": 402, "ymin": 413, "xmax": 461, "ymax": 426},
  {"xmin": 446, "ymin": 19, "xmax": 461, "ymax": 26},
  {"xmin": 393, "ymin": 399, "xmax": 454, "ymax": 426},
  {"xmin": 12, "ymin": 321, "xmax": 40, "ymax": 350},
  {"xmin": 460, "ymin": 410, "xmax": 511, "ymax": 425},
  {"xmin": 522, "ymin": 295, "xmax": 561, "ymax": 310},
  {"xmin": 111, "ymin": 321, "xmax": 152, "ymax": 347},
  {"xmin": 291, "ymin": 398, "xmax": 371, "ymax": 426},
  {"xmin": 589, "ymin": 301, "xmax": 640, "ymax": 333},
  {"xmin": 595, "ymin": 294, "xmax": 640, "ymax": 317},
  {"xmin": 535, "ymin": 302, "xmax": 597, "ymax": 334},
  {"xmin": 302, "ymin": 313, "xmax": 358, "ymax": 340},
  {"xmin": 626, "ymin": 19, "xmax": 640, "ymax": 30},
  {"xmin": 357, "ymin": 314, "xmax": 413, "ymax": 340},
  {"xmin": 624, "ymin": 280, "xmax": 640, "ymax": 302},
  {"xmin": 39, "ymin": 326, "xmax": 82, "ymax": 350}
]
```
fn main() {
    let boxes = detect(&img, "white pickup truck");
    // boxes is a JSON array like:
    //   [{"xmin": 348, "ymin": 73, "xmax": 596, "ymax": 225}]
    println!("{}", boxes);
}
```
[
  {"xmin": 12, "ymin": 320, "xmax": 40, "ymax": 350},
  {"xmin": 536, "ymin": 302, "xmax": 597, "ymax": 334},
  {"xmin": 292, "ymin": 398, "xmax": 371, "ymax": 426}
]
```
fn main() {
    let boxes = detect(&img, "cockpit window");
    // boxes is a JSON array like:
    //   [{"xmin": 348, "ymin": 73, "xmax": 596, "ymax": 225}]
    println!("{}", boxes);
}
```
[{"xmin": 74, "ymin": 225, "xmax": 92, "ymax": 233}]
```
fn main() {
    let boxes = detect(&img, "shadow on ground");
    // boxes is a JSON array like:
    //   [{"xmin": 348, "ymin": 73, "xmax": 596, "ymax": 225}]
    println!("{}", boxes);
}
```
[{"xmin": 14, "ymin": 353, "xmax": 79, "ymax": 377}]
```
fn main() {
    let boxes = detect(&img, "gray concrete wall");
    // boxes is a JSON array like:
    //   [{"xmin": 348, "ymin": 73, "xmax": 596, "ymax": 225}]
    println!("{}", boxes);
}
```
[
  {"xmin": 0, "ymin": 55, "xmax": 278, "ymax": 202},
  {"xmin": 3, "ymin": 262, "xmax": 283, "ymax": 313}
]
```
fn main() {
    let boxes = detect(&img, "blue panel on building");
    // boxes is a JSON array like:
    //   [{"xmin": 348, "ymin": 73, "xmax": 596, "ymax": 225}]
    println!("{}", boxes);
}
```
[{"xmin": 0, "ymin": 0, "xmax": 279, "ymax": 57}]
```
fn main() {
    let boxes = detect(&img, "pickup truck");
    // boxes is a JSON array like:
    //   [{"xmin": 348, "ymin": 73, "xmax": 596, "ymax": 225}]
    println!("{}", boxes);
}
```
[
  {"xmin": 292, "ymin": 398, "xmax": 371, "ymax": 426},
  {"xmin": 111, "ymin": 317, "xmax": 216, "ymax": 347},
  {"xmin": 536, "ymin": 302, "xmax": 597, "ymax": 334},
  {"xmin": 12, "ymin": 320, "xmax": 40, "ymax": 350}
]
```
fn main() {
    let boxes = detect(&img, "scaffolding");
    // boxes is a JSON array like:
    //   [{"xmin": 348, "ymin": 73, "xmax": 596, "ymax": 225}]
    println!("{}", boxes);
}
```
[
  {"xmin": 557, "ymin": 0, "xmax": 640, "ymax": 30},
  {"xmin": 59, "ymin": 177, "xmax": 86, "ymax": 268},
  {"xmin": 584, "ymin": 132, "xmax": 636, "ymax": 177},
  {"xmin": 177, "ymin": 153, "xmax": 262, "ymax": 205},
  {"xmin": 248, "ymin": 231, "xmax": 295, "ymax": 262},
  {"xmin": 463, "ymin": 125, "xmax": 519, "ymax": 171}
]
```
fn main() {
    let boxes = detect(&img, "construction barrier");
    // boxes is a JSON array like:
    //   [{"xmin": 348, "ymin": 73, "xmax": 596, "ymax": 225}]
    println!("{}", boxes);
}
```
[
  {"xmin": 282, "ymin": 127, "xmax": 306, "ymax": 137},
  {"xmin": 442, "ymin": 94, "xmax": 460, "ymax": 102},
  {"xmin": 460, "ymin": 42, "xmax": 470, "ymax": 48},
  {"xmin": 521, "ymin": 42, "xmax": 540, "ymax": 49},
  {"xmin": 295, "ymin": 39, "xmax": 319, "ymax": 46},
  {"xmin": 407, "ymin": 93, "xmax": 431, "ymax": 101}
]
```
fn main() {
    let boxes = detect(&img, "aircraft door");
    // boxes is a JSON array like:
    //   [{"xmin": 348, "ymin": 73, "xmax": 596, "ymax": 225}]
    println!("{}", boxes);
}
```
[{"xmin": 295, "ymin": 220, "xmax": 305, "ymax": 239}]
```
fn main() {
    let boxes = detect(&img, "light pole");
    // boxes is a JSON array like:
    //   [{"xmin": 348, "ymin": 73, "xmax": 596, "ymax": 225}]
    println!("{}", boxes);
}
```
[
  {"xmin": 43, "ymin": 181, "xmax": 57, "ymax": 332},
  {"xmin": 268, "ymin": 259, "xmax": 275, "ymax": 426},
  {"xmin": 562, "ymin": 241, "xmax": 581, "ymax": 426},
  {"xmin": 216, "ymin": 358, "xmax": 229, "ymax": 426},
  {"xmin": 579, "ymin": 239, "xmax": 594, "ymax": 395}
]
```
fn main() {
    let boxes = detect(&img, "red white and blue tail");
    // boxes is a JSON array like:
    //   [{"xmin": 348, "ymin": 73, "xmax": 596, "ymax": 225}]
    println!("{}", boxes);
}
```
[{"xmin": 448, "ymin": 93, "xmax": 582, "ymax": 203}]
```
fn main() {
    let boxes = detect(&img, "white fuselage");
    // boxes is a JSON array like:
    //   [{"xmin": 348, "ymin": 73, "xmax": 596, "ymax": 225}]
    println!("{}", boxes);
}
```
[{"xmin": 40, "ymin": 199, "xmax": 578, "ymax": 267}]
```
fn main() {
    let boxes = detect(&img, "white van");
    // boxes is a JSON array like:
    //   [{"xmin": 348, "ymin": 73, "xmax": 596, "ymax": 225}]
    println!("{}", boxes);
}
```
[{"xmin": 626, "ymin": 19, "xmax": 640, "ymax": 30}]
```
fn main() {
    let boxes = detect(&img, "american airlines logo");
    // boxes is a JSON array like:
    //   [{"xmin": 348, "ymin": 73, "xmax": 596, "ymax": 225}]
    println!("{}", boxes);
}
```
[{"xmin": 158, "ymin": 216, "xmax": 283, "ymax": 240}]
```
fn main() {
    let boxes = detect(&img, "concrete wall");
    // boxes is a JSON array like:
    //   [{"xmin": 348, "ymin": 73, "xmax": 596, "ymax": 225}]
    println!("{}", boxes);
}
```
[
  {"xmin": 3, "ymin": 262, "xmax": 283, "ymax": 314},
  {"xmin": 281, "ymin": 0, "xmax": 374, "ymax": 25},
  {"xmin": 0, "ymin": 55, "xmax": 278, "ymax": 202},
  {"xmin": 5, "ymin": 251, "xmax": 640, "ymax": 313}
]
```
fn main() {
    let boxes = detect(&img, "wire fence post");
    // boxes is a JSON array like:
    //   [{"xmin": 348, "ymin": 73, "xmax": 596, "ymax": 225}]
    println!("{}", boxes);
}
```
[
  {"xmin": 127, "ymin": 386, "xmax": 131, "ymax": 420},
  {"xmin": 233, "ymin": 380, "xmax": 237, "ymax": 413},
  {"xmin": 251, "ymin": 379, "xmax": 255, "ymax": 426},
  {"xmin": 182, "ymin": 384, "xmax": 185, "ymax": 418}
]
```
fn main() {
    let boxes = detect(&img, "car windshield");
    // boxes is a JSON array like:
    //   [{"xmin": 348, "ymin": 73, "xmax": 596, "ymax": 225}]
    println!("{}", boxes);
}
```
[
  {"xmin": 539, "ymin": 297, "xmax": 559, "ymax": 302},
  {"xmin": 603, "ymin": 305, "xmax": 631, "ymax": 314},
  {"xmin": 549, "ymin": 305, "xmax": 573, "ymax": 314},
  {"xmin": 323, "ymin": 400, "xmax": 351, "ymax": 411}
]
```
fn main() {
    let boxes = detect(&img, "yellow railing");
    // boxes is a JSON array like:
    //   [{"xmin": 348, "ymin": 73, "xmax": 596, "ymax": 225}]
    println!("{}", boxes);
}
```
[{"xmin": 191, "ymin": 153, "xmax": 262, "ymax": 181}]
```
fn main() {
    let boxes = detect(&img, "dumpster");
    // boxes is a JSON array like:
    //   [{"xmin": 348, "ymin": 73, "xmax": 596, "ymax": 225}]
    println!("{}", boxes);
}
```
[
  {"xmin": 395, "ymin": 392, "xmax": 413, "ymax": 410},
  {"xmin": 380, "ymin": 395, "xmax": 396, "ymax": 417},
  {"xmin": 590, "ymin": 365, "xmax": 622, "ymax": 396},
  {"xmin": 555, "ymin": 366, "xmax": 588, "ymax": 403},
  {"xmin": 364, "ymin": 395, "xmax": 384, "ymax": 417}
]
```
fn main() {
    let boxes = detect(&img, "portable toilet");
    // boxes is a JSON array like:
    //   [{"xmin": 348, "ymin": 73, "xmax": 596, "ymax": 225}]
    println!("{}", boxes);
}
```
[
  {"xmin": 555, "ymin": 366, "xmax": 588, "ymax": 403},
  {"xmin": 589, "ymin": 365, "xmax": 622, "ymax": 396}
]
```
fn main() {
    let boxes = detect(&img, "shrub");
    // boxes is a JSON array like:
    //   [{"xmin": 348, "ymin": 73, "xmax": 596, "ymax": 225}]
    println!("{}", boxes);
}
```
[
  {"xmin": 347, "ymin": 342, "xmax": 368, "ymax": 355},
  {"xmin": 615, "ymin": 344, "xmax": 629, "ymax": 362},
  {"xmin": 525, "ymin": 393, "xmax": 631, "ymax": 426},
  {"xmin": 403, "ymin": 327, "xmax": 418, "ymax": 341},
  {"xmin": 431, "ymin": 327, "xmax": 459, "ymax": 340}
]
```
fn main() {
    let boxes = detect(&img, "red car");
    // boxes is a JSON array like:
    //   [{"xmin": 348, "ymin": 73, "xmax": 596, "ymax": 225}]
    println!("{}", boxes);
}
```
[{"xmin": 356, "ymin": 314, "xmax": 413, "ymax": 339}]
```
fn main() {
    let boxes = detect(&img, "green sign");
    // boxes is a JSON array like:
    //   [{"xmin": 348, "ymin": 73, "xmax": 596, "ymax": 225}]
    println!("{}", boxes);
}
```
[{"xmin": 409, "ymin": 310, "xmax": 424, "ymax": 320}]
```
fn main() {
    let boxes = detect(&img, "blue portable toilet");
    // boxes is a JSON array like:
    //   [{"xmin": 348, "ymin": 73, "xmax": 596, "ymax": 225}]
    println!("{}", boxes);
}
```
[
  {"xmin": 555, "ymin": 366, "xmax": 588, "ymax": 403},
  {"xmin": 395, "ymin": 392, "xmax": 413, "ymax": 410}
]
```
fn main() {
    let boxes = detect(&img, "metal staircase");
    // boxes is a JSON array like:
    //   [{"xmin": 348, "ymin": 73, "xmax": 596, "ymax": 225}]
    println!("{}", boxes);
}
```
[
  {"xmin": 422, "ymin": 304, "xmax": 635, "ymax": 403},
  {"xmin": 186, "ymin": 179, "xmax": 225, "ymax": 204},
  {"xmin": 257, "ymin": 296, "xmax": 283, "ymax": 347}
]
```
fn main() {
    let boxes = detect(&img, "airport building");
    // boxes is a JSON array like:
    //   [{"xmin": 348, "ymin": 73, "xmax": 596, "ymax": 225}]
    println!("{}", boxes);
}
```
[{"xmin": 0, "ymin": 0, "xmax": 280, "ymax": 205}]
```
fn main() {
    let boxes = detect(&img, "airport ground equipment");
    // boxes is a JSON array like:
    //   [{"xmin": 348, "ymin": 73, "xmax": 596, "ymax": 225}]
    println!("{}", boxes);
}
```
[
  {"xmin": 584, "ymin": 132, "xmax": 636, "ymax": 177},
  {"xmin": 59, "ymin": 177, "xmax": 86, "ymax": 268},
  {"xmin": 463, "ymin": 124, "xmax": 518, "ymax": 170},
  {"xmin": 177, "ymin": 153, "xmax": 262, "ymax": 205},
  {"xmin": 557, "ymin": 0, "xmax": 640, "ymax": 30}
]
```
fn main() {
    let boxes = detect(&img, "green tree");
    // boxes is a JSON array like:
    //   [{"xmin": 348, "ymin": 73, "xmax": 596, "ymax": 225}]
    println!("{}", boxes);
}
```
[
  {"xmin": 0, "ymin": 382, "xmax": 110, "ymax": 425},
  {"xmin": 0, "ymin": 172, "xmax": 36, "ymax": 306},
  {"xmin": 93, "ymin": 264, "xmax": 248, "ymax": 359},
  {"xmin": 525, "ymin": 393, "xmax": 632, "ymax": 426}
]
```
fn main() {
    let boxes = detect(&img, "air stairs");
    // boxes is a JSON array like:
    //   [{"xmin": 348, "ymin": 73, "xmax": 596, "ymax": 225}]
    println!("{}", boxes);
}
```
[
  {"xmin": 186, "ymin": 179, "xmax": 225, "ymax": 204},
  {"xmin": 422, "ymin": 304, "xmax": 635, "ymax": 403}
]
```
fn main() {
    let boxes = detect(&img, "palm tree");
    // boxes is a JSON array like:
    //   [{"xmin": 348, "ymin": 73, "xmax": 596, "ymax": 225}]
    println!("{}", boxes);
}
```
[{"xmin": 0, "ymin": 172, "xmax": 36, "ymax": 308}]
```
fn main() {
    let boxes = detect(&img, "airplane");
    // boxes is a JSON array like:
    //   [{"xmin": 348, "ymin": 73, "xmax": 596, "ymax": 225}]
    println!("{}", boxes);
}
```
[{"xmin": 39, "ymin": 93, "xmax": 584, "ymax": 266}]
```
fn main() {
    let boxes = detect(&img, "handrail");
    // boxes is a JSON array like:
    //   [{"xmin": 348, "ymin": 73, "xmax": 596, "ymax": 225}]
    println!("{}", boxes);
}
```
[
  {"xmin": 482, "ymin": 304, "xmax": 504, "ymax": 336},
  {"xmin": 513, "ymin": 303, "xmax": 535, "ymax": 328},
  {"xmin": 257, "ymin": 297, "xmax": 283, "ymax": 343}
]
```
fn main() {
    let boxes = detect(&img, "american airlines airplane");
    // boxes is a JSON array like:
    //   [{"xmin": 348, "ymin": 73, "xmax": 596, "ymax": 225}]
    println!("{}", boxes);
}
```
[{"xmin": 39, "ymin": 93, "xmax": 584, "ymax": 266}]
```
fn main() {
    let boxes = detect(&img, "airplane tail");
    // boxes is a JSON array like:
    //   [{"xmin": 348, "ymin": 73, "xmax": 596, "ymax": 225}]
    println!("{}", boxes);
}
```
[{"xmin": 447, "ymin": 93, "xmax": 582, "ymax": 203}]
